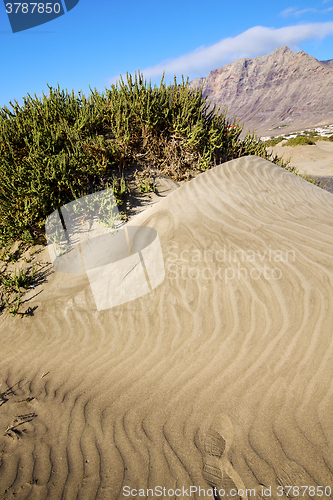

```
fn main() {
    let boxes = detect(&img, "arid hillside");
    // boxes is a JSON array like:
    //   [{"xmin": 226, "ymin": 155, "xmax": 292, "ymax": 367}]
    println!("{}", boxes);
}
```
[{"xmin": 188, "ymin": 46, "xmax": 333, "ymax": 137}]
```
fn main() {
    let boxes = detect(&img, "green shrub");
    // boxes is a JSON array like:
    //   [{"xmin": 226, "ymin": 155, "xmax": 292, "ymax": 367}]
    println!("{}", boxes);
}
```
[
  {"xmin": 283, "ymin": 135, "xmax": 315, "ymax": 147},
  {"xmin": 264, "ymin": 136, "xmax": 285, "ymax": 147},
  {"xmin": 306, "ymin": 131, "xmax": 319, "ymax": 138},
  {"xmin": 0, "ymin": 85, "xmax": 114, "ymax": 245},
  {"xmin": 0, "ymin": 72, "xmax": 290, "ymax": 246}
]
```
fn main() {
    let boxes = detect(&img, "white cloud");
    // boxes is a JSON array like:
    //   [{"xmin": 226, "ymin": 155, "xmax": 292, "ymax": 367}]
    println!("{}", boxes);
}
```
[
  {"xmin": 108, "ymin": 22, "xmax": 333, "ymax": 85},
  {"xmin": 280, "ymin": 6, "xmax": 333, "ymax": 16},
  {"xmin": 280, "ymin": 7, "xmax": 298, "ymax": 16}
]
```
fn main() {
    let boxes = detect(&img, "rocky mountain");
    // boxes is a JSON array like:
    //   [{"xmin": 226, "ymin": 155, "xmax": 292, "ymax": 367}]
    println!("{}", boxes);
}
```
[
  {"xmin": 188, "ymin": 46, "xmax": 333, "ymax": 137},
  {"xmin": 321, "ymin": 59, "xmax": 333, "ymax": 68}
]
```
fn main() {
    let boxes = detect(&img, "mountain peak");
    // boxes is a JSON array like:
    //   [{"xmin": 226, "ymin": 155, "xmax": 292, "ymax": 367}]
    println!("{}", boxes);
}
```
[
  {"xmin": 272, "ymin": 45, "xmax": 291, "ymax": 54},
  {"xmin": 188, "ymin": 46, "xmax": 333, "ymax": 137}
]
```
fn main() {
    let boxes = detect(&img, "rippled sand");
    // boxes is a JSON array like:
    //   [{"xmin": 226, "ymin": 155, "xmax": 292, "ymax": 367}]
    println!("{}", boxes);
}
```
[{"xmin": 1, "ymin": 155, "xmax": 333, "ymax": 499}]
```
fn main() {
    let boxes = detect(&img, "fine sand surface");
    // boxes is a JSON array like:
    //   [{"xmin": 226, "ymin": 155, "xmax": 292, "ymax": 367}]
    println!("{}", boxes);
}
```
[
  {"xmin": 268, "ymin": 140, "xmax": 333, "ymax": 178},
  {"xmin": 1, "ymin": 155, "xmax": 333, "ymax": 499}
]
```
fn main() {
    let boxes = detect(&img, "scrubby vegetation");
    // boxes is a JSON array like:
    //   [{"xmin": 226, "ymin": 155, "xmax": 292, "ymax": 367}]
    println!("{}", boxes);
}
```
[
  {"xmin": 0, "ymin": 71, "xmax": 291, "ymax": 248},
  {"xmin": 283, "ymin": 135, "xmax": 316, "ymax": 147},
  {"xmin": 320, "ymin": 134, "xmax": 333, "ymax": 142},
  {"xmin": 0, "ymin": 265, "xmax": 35, "ymax": 316},
  {"xmin": 282, "ymin": 133, "xmax": 333, "ymax": 146},
  {"xmin": 265, "ymin": 136, "xmax": 285, "ymax": 147},
  {"xmin": 1, "ymin": 72, "xmax": 324, "ymax": 316},
  {"xmin": 266, "ymin": 131, "xmax": 333, "ymax": 148},
  {"xmin": 0, "ymin": 241, "xmax": 35, "ymax": 317}
]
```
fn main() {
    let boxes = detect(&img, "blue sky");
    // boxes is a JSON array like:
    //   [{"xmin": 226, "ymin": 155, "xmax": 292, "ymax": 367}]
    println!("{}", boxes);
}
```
[{"xmin": 1, "ymin": 0, "xmax": 333, "ymax": 110}]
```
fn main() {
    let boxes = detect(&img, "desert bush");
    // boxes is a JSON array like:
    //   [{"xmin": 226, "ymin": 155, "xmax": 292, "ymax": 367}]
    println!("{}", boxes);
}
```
[
  {"xmin": 0, "ymin": 73, "xmax": 290, "ymax": 246},
  {"xmin": 263, "ymin": 136, "xmax": 285, "ymax": 147},
  {"xmin": 283, "ymin": 135, "xmax": 315, "ymax": 147},
  {"xmin": 0, "ymin": 85, "xmax": 119, "ymax": 245}
]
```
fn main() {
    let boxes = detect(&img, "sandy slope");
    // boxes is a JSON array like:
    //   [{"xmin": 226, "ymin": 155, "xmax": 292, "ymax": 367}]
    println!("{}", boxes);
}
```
[
  {"xmin": 268, "ymin": 140, "xmax": 333, "ymax": 177},
  {"xmin": 1, "ymin": 156, "xmax": 333, "ymax": 499}
]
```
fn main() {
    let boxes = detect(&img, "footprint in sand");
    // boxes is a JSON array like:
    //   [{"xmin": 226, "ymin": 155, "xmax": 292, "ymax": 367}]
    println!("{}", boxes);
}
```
[{"xmin": 196, "ymin": 415, "xmax": 248, "ymax": 500}]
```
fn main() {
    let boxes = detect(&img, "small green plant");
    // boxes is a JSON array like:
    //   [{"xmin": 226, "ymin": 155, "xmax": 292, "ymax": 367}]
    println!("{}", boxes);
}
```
[
  {"xmin": 139, "ymin": 179, "xmax": 155, "ymax": 193},
  {"xmin": 272, "ymin": 124, "xmax": 289, "ymax": 130},
  {"xmin": 0, "ymin": 265, "xmax": 35, "ymax": 316},
  {"xmin": 4, "ymin": 290, "xmax": 21, "ymax": 316},
  {"xmin": 297, "ymin": 172, "xmax": 324, "ymax": 188},
  {"xmin": 0, "ymin": 248, "xmax": 21, "ymax": 263},
  {"xmin": 111, "ymin": 175, "xmax": 127, "ymax": 204},
  {"xmin": 135, "ymin": 171, "xmax": 156, "ymax": 194}
]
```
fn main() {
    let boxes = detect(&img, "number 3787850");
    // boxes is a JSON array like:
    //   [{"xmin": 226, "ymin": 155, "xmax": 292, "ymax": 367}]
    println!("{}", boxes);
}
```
[{"xmin": 5, "ymin": 3, "xmax": 61, "ymax": 14}]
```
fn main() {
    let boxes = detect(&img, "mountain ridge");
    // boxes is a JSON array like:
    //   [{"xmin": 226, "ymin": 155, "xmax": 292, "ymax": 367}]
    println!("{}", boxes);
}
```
[
  {"xmin": 321, "ymin": 58, "xmax": 333, "ymax": 68},
  {"xmin": 188, "ymin": 46, "xmax": 333, "ymax": 137}
]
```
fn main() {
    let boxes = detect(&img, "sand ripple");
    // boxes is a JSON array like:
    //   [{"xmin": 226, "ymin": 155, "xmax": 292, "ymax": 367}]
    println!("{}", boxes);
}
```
[{"xmin": 1, "ymin": 156, "xmax": 333, "ymax": 499}]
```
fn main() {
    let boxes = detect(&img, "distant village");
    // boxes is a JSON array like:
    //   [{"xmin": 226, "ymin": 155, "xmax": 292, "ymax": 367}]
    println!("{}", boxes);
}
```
[{"xmin": 261, "ymin": 123, "xmax": 333, "ymax": 142}]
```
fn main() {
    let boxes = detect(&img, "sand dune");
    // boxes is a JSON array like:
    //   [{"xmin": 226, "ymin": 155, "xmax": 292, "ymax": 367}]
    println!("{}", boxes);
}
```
[
  {"xmin": 1, "ymin": 155, "xmax": 333, "ymax": 499},
  {"xmin": 268, "ymin": 140, "xmax": 333, "ymax": 177}
]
